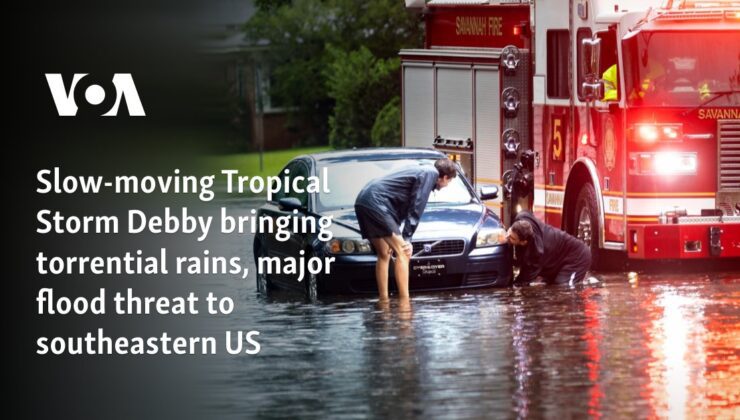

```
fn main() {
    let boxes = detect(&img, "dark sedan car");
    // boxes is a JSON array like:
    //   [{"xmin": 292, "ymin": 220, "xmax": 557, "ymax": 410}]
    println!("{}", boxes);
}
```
[{"xmin": 253, "ymin": 148, "xmax": 512, "ymax": 299}]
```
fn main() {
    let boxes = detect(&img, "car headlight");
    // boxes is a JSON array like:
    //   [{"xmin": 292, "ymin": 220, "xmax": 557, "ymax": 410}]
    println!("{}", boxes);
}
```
[
  {"xmin": 475, "ymin": 227, "xmax": 507, "ymax": 248},
  {"xmin": 326, "ymin": 238, "xmax": 373, "ymax": 255}
]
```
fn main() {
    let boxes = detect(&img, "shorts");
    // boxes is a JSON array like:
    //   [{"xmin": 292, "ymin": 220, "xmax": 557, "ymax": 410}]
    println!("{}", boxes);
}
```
[{"xmin": 354, "ymin": 204, "xmax": 401, "ymax": 239}]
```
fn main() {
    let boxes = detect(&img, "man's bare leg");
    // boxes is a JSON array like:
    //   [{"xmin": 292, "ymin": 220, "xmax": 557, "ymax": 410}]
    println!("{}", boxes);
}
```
[
  {"xmin": 370, "ymin": 238, "xmax": 392, "ymax": 300},
  {"xmin": 383, "ymin": 234, "xmax": 411, "ymax": 298}
]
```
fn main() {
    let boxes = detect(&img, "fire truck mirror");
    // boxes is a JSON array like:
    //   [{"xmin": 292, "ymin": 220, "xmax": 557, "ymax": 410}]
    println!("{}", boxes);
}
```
[
  {"xmin": 582, "ymin": 81, "xmax": 604, "ymax": 102},
  {"xmin": 581, "ymin": 37, "xmax": 601, "ymax": 82}
]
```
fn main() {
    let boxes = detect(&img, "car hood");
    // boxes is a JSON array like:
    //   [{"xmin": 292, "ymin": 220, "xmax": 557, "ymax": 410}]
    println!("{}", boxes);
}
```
[{"xmin": 325, "ymin": 203, "xmax": 491, "ymax": 241}]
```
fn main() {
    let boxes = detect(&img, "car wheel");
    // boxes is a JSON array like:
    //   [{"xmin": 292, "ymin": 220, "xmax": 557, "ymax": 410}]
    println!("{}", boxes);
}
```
[
  {"xmin": 305, "ymin": 271, "xmax": 318, "ymax": 303},
  {"xmin": 255, "ymin": 244, "xmax": 271, "ymax": 294},
  {"xmin": 496, "ymin": 246, "xmax": 514, "ymax": 287},
  {"xmin": 573, "ymin": 183, "xmax": 600, "ymax": 269}
]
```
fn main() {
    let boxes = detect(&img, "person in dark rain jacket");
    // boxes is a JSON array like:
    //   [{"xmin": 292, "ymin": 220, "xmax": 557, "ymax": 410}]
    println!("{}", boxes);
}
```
[
  {"xmin": 506, "ymin": 211, "xmax": 591, "ymax": 286},
  {"xmin": 354, "ymin": 158, "xmax": 457, "ymax": 300}
]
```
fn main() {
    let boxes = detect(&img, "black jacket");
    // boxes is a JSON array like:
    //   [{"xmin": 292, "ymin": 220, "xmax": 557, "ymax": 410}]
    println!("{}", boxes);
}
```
[
  {"xmin": 513, "ymin": 212, "xmax": 591, "ymax": 283},
  {"xmin": 355, "ymin": 165, "xmax": 439, "ymax": 240}
]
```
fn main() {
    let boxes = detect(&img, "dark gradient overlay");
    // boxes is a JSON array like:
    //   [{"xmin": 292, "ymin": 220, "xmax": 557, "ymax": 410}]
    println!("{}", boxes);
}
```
[{"xmin": 12, "ymin": 1, "xmax": 221, "ymax": 418}]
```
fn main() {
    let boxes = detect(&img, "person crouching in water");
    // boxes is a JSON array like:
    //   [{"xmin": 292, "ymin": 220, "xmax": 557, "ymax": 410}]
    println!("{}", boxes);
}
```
[
  {"xmin": 506, "ymin": 211, "xmax": 591, "ymax": 286},
  {"xmin": 354, "ymin": 158, "xmax": 457, "ymax": 300}
]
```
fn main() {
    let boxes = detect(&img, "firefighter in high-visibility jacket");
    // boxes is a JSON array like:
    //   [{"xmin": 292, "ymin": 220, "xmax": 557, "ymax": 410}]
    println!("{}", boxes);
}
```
[
  {"xmin": 628, "ymin": 59, "xmax": 666, "ymax": 101},
  {"xmin": 602, "ymin": 64, "xmax": 618, "ymax": 101},
  {"xmin": 698, "ymin": 80, "xmax": 712, "ymax": 100}
]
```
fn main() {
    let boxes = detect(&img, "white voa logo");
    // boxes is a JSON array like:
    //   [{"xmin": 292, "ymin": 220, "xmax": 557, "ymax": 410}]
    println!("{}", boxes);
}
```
[{"xmin": 45, "ymin": 73, "xmax": 146, "ymax": 116}]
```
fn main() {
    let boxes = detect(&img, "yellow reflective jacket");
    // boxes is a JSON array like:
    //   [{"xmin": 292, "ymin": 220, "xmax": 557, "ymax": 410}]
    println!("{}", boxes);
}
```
[{"xmin": 602, "ymin": 64, "xmax": 618, "ymax": 101}]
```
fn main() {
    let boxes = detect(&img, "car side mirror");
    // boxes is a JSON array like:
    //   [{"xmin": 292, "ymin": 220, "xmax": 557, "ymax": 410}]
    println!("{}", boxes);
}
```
[
  {"xmin": 278, "ymin": 197, "xmax": 304, "ymax": 212},
  {"xmin": 479, "ymin": 185, "xmax": 499, "ymax": 201}
]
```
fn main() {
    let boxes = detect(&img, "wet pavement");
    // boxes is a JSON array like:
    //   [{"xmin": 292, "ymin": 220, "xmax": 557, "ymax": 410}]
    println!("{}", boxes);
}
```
[{"xmin": 202, "ymin": 200, "xmax": 740, "ymax": 418}]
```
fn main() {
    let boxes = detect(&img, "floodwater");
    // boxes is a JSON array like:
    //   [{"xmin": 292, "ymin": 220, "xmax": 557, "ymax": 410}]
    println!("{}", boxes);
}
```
[{"xmin": 201, "ymin": 200, "xmax": 740, "ymax": 419}]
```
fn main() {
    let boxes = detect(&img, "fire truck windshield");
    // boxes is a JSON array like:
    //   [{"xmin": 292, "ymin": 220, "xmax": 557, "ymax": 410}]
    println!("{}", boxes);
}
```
[{"xmin": 622, "ymin": 31, "xmax": 740, "ymax": 107}]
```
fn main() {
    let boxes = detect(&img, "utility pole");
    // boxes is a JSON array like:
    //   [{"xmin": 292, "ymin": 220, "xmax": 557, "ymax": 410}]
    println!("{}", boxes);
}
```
[{"xmin": 255, "ymin": 61, "xmax": 264, "ymax": 172}]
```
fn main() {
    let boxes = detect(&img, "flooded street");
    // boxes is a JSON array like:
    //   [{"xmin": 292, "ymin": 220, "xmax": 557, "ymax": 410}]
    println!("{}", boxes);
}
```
[{"xmin": 202, "ymin": 200, "xmax": 740, "ymax": 418}]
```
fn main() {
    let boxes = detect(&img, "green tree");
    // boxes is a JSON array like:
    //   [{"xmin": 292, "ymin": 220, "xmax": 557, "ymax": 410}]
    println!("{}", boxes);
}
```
[
  {"xmin": 371, "ymin": 96, "xmax": 401, "ymax": 147},
  {"xmin": 325, "ymin": 46, "xmax": 400, "ymax": 148},
  {"xmin": 245, "ymin": 0, "xmax": 421, "ymax": 147}
]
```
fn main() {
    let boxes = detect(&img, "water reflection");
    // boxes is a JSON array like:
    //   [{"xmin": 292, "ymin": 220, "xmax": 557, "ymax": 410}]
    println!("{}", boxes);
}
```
[
  {"xmin": 640, "ymin": 284, "xmax": 740, "ymax": 419},
  {"xmin": 204, "ymin": 273, "xmax": 739, "ymax": 418},
  {"xmin": 364, "ymin": 298, "xmax": 419, "ymax": 418},
  {"xmin": 203, "ymin": 202, "xmax": 740, "ymax": 418}
]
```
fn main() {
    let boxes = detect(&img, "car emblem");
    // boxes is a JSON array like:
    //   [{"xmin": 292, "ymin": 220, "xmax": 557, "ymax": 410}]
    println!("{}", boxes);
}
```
[{"xmin": 413, "ymin": 240, "xmax": 443, "ymax": 258}]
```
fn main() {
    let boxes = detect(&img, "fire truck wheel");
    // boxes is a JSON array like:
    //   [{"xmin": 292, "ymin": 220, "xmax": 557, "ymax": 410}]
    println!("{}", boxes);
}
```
[{"xmin": 574, "ymin": 183, "xmax": 600, "ymax": 269}]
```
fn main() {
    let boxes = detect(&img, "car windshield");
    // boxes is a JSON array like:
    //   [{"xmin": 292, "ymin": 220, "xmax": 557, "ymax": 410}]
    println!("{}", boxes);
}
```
[
  {"xmin": 316, "ymin": 158, "xmax": 474, "ymax": 212},
  {"xmin": 622, "ymin": 31, "xmax": 740, "ymax": 107}
]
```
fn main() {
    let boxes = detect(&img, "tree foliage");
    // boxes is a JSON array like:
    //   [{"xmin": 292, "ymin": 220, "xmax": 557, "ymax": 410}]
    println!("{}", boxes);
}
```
[
  {"xmin": 371, "ymin": 95, "xmax": 401, "ymax": 147},
  {"xmin": 245, "ymin": 0, "xmax": 422, "ymax": 146},
  {"xmin": 325, "ymin": 46, "xmax": 400, "ymax": 148}
]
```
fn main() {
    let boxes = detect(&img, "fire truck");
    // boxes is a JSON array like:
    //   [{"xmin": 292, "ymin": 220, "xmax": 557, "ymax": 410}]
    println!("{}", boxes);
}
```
[{"xmin": 401, "ymin": 0, "xmax": 740, "ymax": 265}]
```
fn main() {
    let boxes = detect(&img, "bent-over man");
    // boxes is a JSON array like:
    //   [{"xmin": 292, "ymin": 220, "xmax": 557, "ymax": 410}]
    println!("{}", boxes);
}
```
[{"xmin": 354, "ymin": 158, "xmax": 457, "ymax": 299}]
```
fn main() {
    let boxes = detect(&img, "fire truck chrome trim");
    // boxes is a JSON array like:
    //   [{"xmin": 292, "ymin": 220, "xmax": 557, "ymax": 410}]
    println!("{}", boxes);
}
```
[
  {"xmin": 603, "ymin": 241, "xmax": 625, "ymax": 251},
  {"xmin": 400, "ymin": 48, "xmax": 502, "ymax": 60}
]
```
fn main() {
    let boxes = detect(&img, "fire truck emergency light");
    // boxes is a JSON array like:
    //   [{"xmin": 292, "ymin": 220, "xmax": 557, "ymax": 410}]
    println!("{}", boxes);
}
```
[
  {"xmin": 633, "ymin": 123, "xmax": 683, "ymax": 143},
  {"xmin": 630, "ymin": 152, "xmax": 698, "ymax": 176},
  {"xmin": 654, "ymin": 152, "xmax": 697, "ymax": 175}
]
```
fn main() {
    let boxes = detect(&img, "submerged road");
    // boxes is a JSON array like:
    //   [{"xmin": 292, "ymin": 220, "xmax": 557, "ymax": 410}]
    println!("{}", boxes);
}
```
[{"xmin": 200, "ymin": 200, "xmax": 739, "ymax": 418}]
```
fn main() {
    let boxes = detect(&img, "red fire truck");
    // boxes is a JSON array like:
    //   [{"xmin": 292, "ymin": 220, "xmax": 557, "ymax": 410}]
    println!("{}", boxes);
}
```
[{"xmin": 401, "ymin": 0, "xmax": 740, "ymax": 265}]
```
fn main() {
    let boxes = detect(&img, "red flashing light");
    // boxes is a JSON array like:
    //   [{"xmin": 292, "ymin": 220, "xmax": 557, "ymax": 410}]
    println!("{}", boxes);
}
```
[
  {"xmin": 513, "ymin": 25, "xmax": 521, "ymax": 36},
  {"xmin": 638, "ymin": 125, "xmax": 659, "ymax": 143},
  {"xmin": 632, "ymin": 123, "xmax": 683, "ymax": 143}
]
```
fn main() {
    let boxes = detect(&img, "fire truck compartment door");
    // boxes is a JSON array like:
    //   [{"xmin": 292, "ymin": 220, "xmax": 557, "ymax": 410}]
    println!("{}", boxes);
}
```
[
  {"xmin": 474, "ymin": 67, "xmax": 502, "ymax": 201},
  {"xmin": 436, "ymin": 66, "xmax": 472, "ymax": 141},
  {"xmin": 403, "ymin": 63, "xmax": 434, "ymax": 148}
]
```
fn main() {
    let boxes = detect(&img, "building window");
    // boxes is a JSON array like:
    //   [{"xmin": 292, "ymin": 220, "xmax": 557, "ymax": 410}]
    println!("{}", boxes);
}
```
[
  {"xmin": 254, "ymin": 63, "xmax": 285, "ymax": 113},
  {"xmin": 576, "ymin": 28, "xmax": 592, "ymax": 101},
  {"xmin": 237, "ymin": 62, "xmax": 245, "ymax": 101},
  {"xmin": 547, "ymin": 30, "xmax": 570, "ymax": 99}
]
